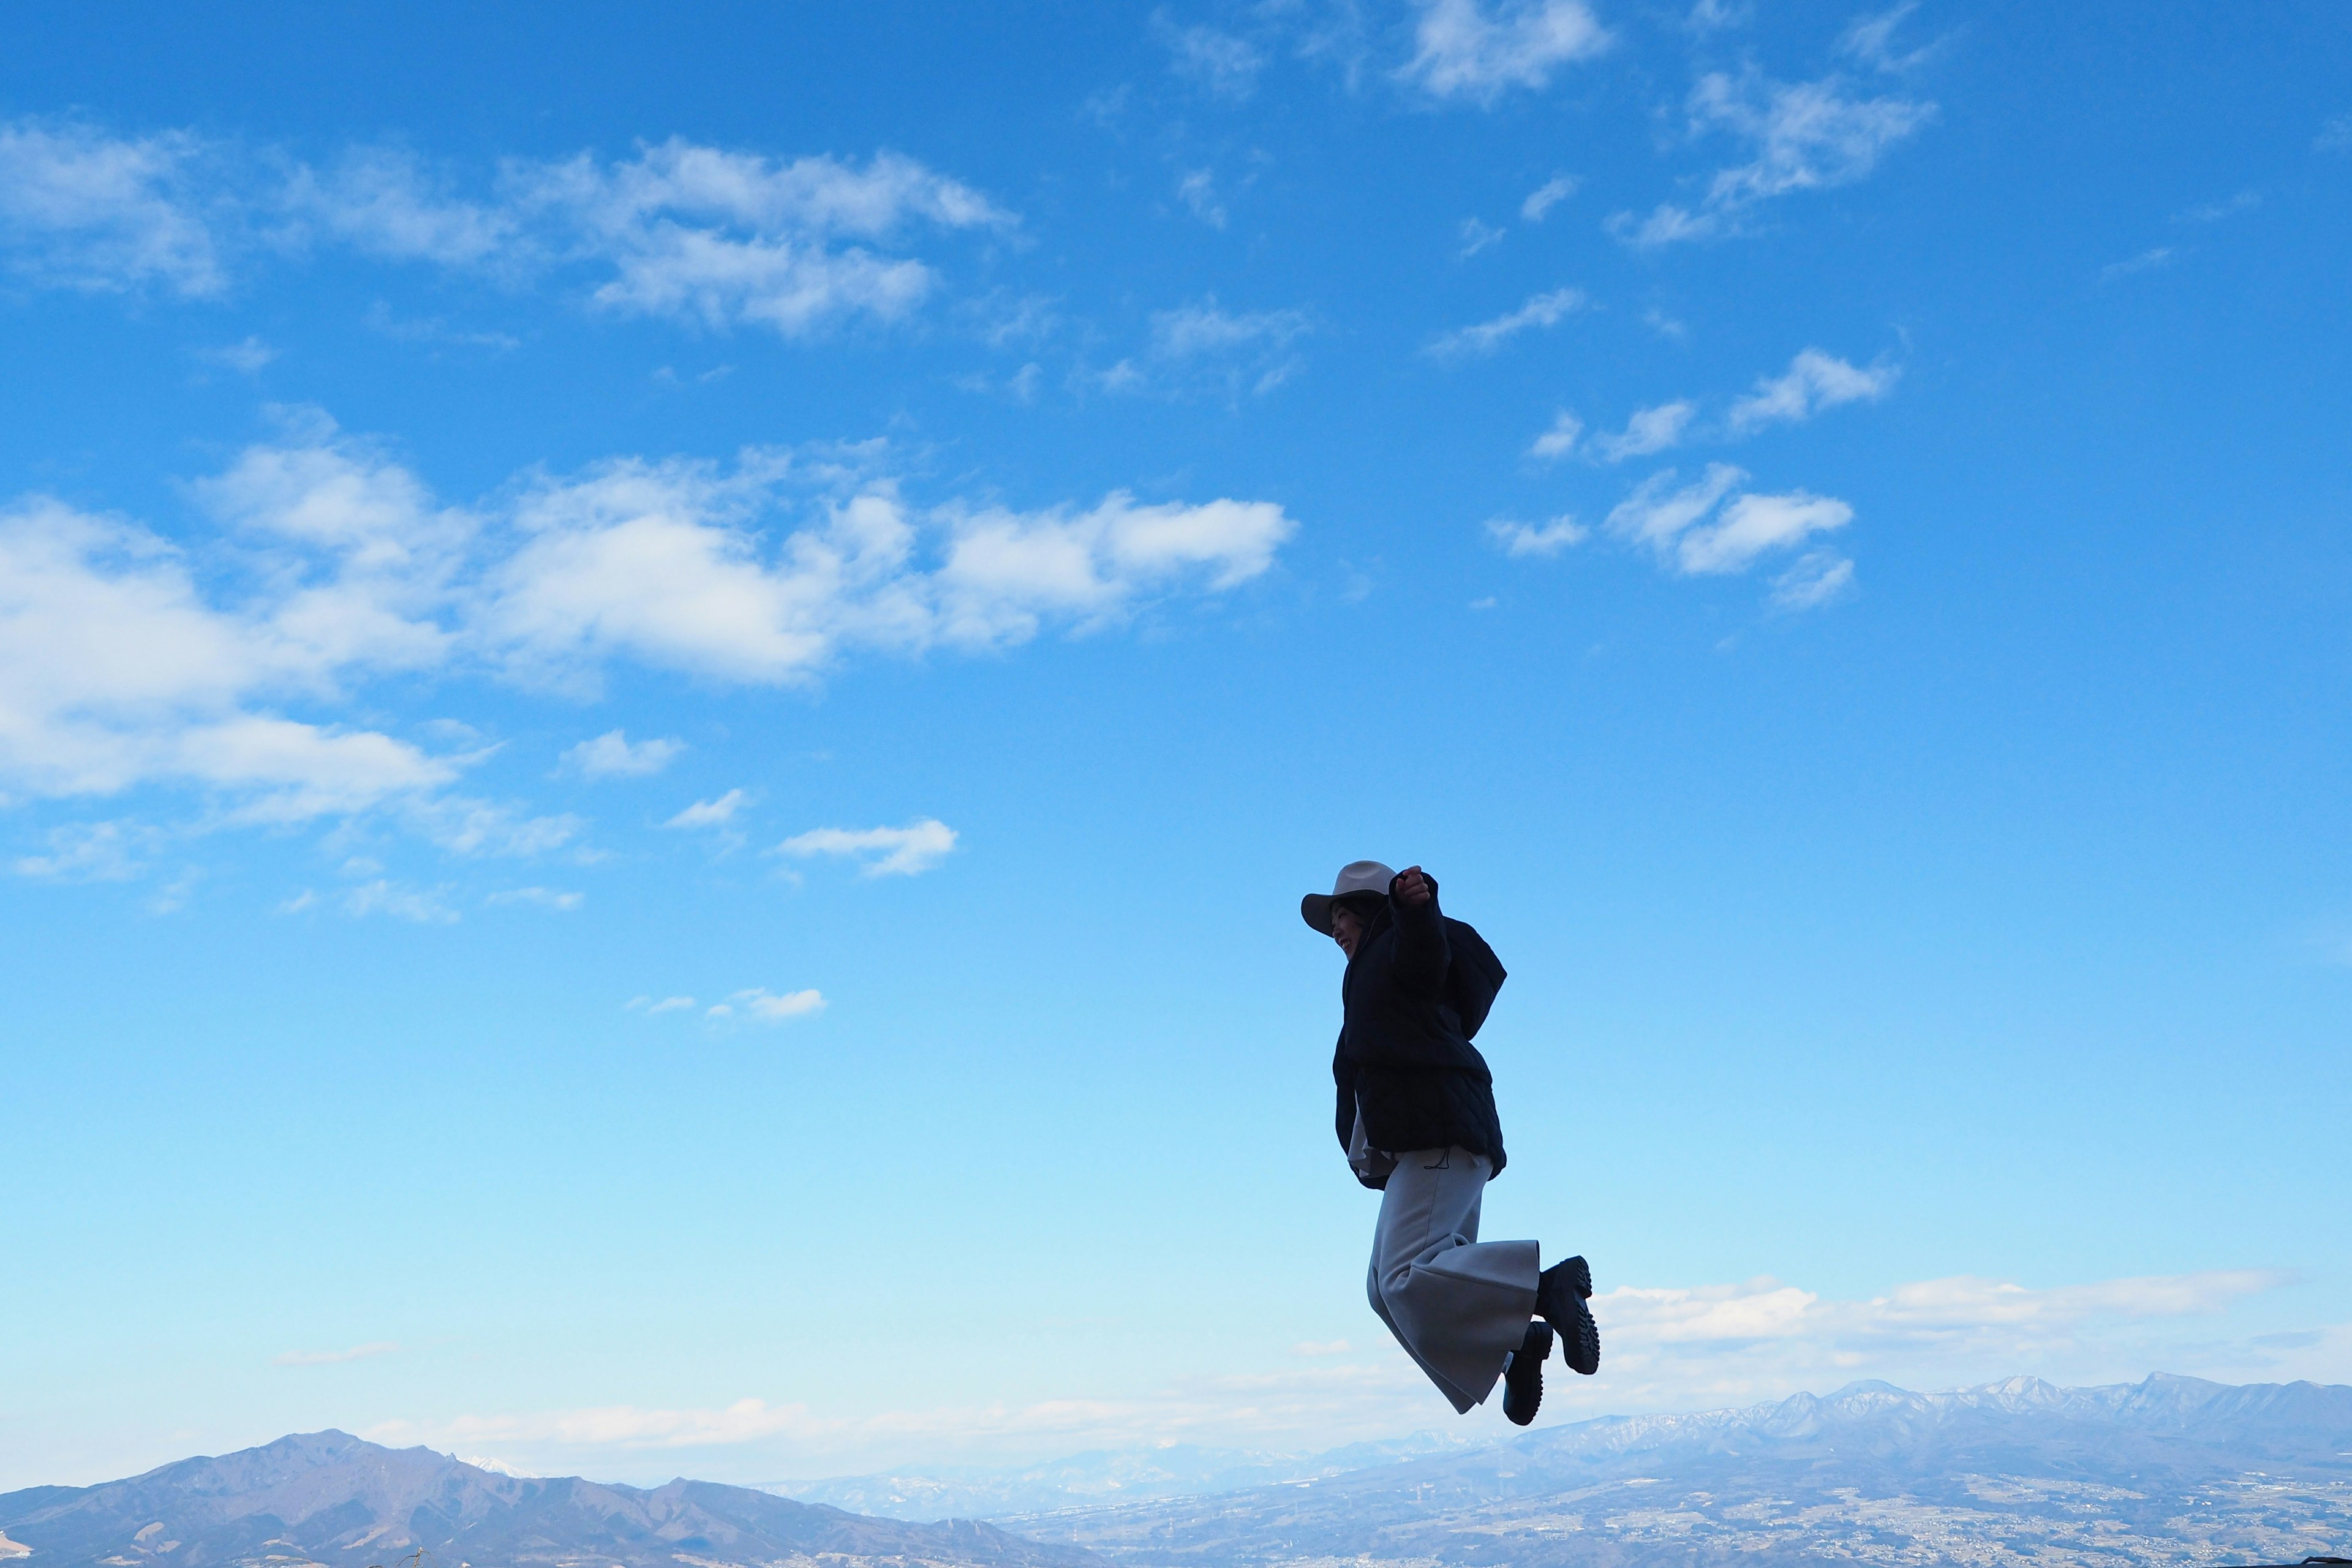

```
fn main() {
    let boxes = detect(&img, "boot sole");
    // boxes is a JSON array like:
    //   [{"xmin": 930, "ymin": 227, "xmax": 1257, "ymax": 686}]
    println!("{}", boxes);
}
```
[{"xmin": 1503, "ymin": 1321, "xmax": 1553, "ymax": 1425}]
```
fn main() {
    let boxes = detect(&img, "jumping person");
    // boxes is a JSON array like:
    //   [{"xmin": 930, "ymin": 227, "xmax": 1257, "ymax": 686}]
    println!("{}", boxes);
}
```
[{"xmin": 1304, "ymin": 859, "xmax": 1600, "ymax": 1426}]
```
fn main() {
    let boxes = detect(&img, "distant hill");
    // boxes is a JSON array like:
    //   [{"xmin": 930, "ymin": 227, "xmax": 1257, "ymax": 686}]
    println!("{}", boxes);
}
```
[
  {"xmin": 0, "ymin": 1431, "xmax": 1100, "ymax": 1568},
  {"xmin": 992, "ymin": 1374, "xmax": 2352, "ymax": 1567}
]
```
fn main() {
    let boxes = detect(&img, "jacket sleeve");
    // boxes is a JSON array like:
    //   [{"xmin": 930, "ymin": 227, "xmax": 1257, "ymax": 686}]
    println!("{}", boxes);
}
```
[
  {"xmin": 1333, "ymin": 1039, "xmax": 1357, "ymax": 1152},
  {"xmin": 1385, "ymin": 880, "xmax": 1452, "ymax": 996}
]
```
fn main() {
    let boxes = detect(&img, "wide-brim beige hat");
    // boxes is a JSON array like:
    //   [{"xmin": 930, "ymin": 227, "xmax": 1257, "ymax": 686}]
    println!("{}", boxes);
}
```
[{"xmin": 1301, "ymin": 859, "xmax": 1396, "ymax": 935}]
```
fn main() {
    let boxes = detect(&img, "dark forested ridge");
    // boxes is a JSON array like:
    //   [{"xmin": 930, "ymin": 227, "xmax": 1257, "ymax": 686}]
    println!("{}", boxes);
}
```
[{"xmin": 0, "ymin": 1431, "xmax": 1100, "ymax": 1568}]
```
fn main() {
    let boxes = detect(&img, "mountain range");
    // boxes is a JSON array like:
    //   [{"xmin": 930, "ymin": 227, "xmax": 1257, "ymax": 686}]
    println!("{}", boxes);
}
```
[
  {"xmin": 0, "ymin": 1432, "xmax": 1096, "ymax": 1568},
  {"xmin": 993, "ymin": 1373, "xmax": 2352, "ymax": 1566},
  {"xmin": 6, "ymin": 1374, "xmax": 2348, "ymax": 1568}
]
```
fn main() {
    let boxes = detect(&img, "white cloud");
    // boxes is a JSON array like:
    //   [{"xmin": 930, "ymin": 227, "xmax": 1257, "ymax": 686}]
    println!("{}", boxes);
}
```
[
  {"xmin": 1, "ymin": 424, "xmax": 1295, "ymax": 862},
  {"xmin": 1838, "ymin": 2, "xmax": 1937, "ymax": 72},
  {"xmin": 2175, "ymin": 190, "xmax": 2259, "ymax": 224},
  {"xmin": 536, "ymin": 140, "xmax": 1013, "ymax": 337},
  {"xmin": 1176, "ymin": 170, "xmax": 1226, "ymax": 229},
  {"xmin": 1458, "ymin": 216, "xmax": 1505, "ymax": 257},
  {"xmin": 1144, "ymin": 298, "xmax": 1312, "ymax": 395},
  {"xmin": 2101, "ymin": 246, "xmax": 2173, "ymax": 282},
  {"xmin": 343, "ymin": 878, "xmax": 458, "ymax": 922},
  {"xmin": 1520, "ymin": 173, "xmax": 1578, "ymax": 221},
  {"xmin": 287, "ymin": 146, "xmax": 522, "ymax": 268},
  {"xmin": 665, "ymin": 788, "xmax": 747, "ymax": 828},
  {"xmin": 1728, "ymin": 348, "xmax": 1898, "ymax": 432},
  {"xmin": 486, "ymin": 886, "xmax": 584, "ymax": 910},
  {"xmin": 1401, "ymin": 0, "xmax": 1610, "ymax": 104},
  {"xmin": 627, "ymin": 994, "xmax": 698, "ymax": 1014},
  {"xmin": 489, "ymin": 461, "xmax": 1296, "ymax": 682},
  {"xmin": 1, "ymin": 120, "xmax": 1012, "ymax": 339},
  {"xmin": 1159, "ymin": 21, "xmax": 1265, "ymax": 101},
  {"xmin": 200, "ymin": 336, "xmax": 277, "ymax": 373},
  {"xmin": 1680, "ymin": 489, "xmax": 1850, "ymax": 574},
  {"xmin": 1487, "ymin": 515, "xmax": 1587, "ymax": 557},
  {"xmin": 1772, "ymin": 550, "xmax": 1856, "ymax": 610},
  {"xmin": 2321, "ymin": 113, "xmax": 2352, "ymax": 154},
  {"xmin": 1528, "ymin": 410, "xmax": 1583, "ymax": 459},
  {"xmin": 1593, "ymin": 399, "xmax": 1696, "ymax": 461},
  {"xmin": 1616, "ymin": 72, "xmax": 1934, "ymax": 245},
  {"xmin": 776, "ymin": 817, "xmax": 956, "ymax": 877},
  {"xmin": 12, "ymin": 820, "xmax": 157, "ymax": 881},
  {"xmin": 724, "ymin": 986, "xmax": 826, "ymax": 1022},
  {"xmin": 1426, "ymin": 285, "xmax": 1586, "ymax": 356},
  {"xmin": 1606, "ymin": 464, "xmax": 1745, "ymax": 554},
  {"xmin": 1602, "ymin": 464, "xmax": 1855, "ymax": 598},
  {"xmin": 562, "ymin": 729, "xmax": 685, "ymax": 778},
  {"xmin": 0, "ymin": 119, "xmax": 226, "ymax": 295},
  {"xmin": 273, "ymin": 1341, "xmax": 399, "ymax": 1367},
  {"xmin": 0, "ymin": 493, "xmax": 461, "ymax": 814}
]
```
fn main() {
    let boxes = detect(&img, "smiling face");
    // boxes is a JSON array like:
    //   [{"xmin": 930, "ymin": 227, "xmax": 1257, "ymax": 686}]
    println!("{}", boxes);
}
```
[{"xmin": 1330, "ymin": 903, "xmax": 1367, "ymax": 959}]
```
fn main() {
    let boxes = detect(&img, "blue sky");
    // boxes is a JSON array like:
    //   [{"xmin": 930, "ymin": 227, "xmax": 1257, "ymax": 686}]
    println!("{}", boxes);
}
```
[{"xmin": 4, "ymin": 0, "xmax": 2350, "ymax": 1493}]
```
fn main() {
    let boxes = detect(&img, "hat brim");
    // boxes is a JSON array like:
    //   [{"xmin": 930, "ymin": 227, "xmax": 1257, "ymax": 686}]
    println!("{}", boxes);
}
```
[{"xmin": 1302, "ymin": 890, "xmax": 1387, "ymax": 936}]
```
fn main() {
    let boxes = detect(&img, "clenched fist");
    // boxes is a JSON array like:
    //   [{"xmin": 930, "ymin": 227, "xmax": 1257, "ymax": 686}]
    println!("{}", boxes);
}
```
[{"xmin": 1390, "ymin": 865, "xmax": 1433, "ymax": 908}]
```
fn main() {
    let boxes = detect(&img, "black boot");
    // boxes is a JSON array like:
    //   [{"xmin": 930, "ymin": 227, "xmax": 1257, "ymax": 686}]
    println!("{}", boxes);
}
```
[
  {"xmin": 1538, "ymin": 1255, "xmax": 1600, "ymax": 1377},
  {"xmin": 1502, "ymin": 1319, "xmax": 1552, "ymax": 1425}
]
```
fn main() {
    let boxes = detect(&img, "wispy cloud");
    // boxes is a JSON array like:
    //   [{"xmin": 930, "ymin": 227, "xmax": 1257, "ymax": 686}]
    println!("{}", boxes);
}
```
[
  {"xmin": 562, "ymin": 729, "xmax": 685, "ymax": 778},
  {"xmin": 0, "ymin": 118, "xmax": 1015, "ymax": 339},
  {"xmin": 1727, "ymin": 349, "xmax": 1898, "ymax": 432},
  {"xmin": 1175, "ymin": 169, "xmax": 1226, "ymax": 229},
  {"xmin": 1427, "ymin": 286, "xmax": 1586, "ymax": 356},
  {"xmin": 344, "ymin": 879, "xmax": 459, "ymax": 922},
  {"xmin": 1771, "ymin": 551, "xmax": 1856, "ymax": 611},
  {"xmin": 626, "ymin": 995, "xmax": 698, "ymax": 1014},
  {"xmin": 716, "ymin": 986, "xmax": 826, "ymax": 1022},
  {"xmin": 1157, "ymin": 20, "xmax": 1266, "ymax": 102},
  {"xmin": 486, "ymin": 886, "xmax": 583, "ymax": 911},
  {"xmin": 1838, "ymin": 2, "xmax": 1940, "ymax": 73},
  {"xmin": 2320, "ymin": 113, "xmax": 2352, "ymax": 154},
  {"xmin": 2174, "ymin": 190, "xmax": 2258, "ymax": 224},
  {"xmin": 665, "ymin": 788, "xmax": 747, "ymax": 829},
  {"xmin": 1401, "ymin": 0, "xmax": 1610, "ymax": 105},
  {"xmin": 198, "ymin": 336, "xmax": 277, "ymax": 373},
  {"xmin": 274, "ymin": 1341, "xmax": 400, "ymax": 1367},
  {"xmin": 1520, "ymin": 173, "xmax": 1578, "ymax": 221},
  {"xmin": 1528, "ymin": 410, "xmax": 1583, "ymax": 459},
  {"xmin": 1458, "ymin": 216, "xmax": 1505, "ymax": 257},
  {"xmin": 1583, "ymin": 464, "xmax": 1856, "ymax": 606},
  {"xmin": 1615, "ymin": 72, "xmax": 1935, "ymax": 246},
  {"xmin": 1487, "ymin": 516, "xmax": 1588, "ymax": 557},
  {"xmin": 0, "ymin": 118, "xmax": 228, "ymax": 295},
  {"xmin": 1593, "ymin": 399, "xmax": 1696, "ymax": 461},
  {"xmin": 1138, "ymin": 298, "xmax": 1314, "ymax": 395},
  {"xmin": 13, "ymin": 820, "xmax": 159, "ymax": 881},
  {"xmin": 775, "ymin": 818, "xmax": 957, "ymax": 877},
  {"xmin": 2100, "ymin": 246, "xmax": 2173, "ymax": 282}
]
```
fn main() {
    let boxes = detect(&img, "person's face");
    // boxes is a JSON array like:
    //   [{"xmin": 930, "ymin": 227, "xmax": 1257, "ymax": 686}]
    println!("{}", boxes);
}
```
[{"xmin": 1331, "ymin": 904, "xmax": 1366, "ymax": 959}]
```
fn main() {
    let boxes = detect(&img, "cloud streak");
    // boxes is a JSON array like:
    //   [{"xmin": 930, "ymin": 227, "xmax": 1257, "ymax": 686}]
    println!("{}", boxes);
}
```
[
  {"xmin": 0, "ymin": 119, "xmax": 1014, "ymax": 338},
  {"xmin": 1616, "ymin": 72, "xmax": 1934, "ymax": 245},
  {"xmin": 1427, "ymin": 287, "xmax": 1586, "ymax": 356}
]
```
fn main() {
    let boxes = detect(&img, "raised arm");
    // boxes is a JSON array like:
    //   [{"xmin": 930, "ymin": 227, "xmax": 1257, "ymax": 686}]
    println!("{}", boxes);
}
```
[{"xmin": 1385, "ymin": 865, "xmax": 1451, "ymax": 994}]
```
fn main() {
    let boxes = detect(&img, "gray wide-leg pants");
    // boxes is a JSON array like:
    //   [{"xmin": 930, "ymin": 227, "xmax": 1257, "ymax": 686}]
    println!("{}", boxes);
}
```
[{"xmin": 1366, "ymin": 1147, "xmax": 1542, "ymax": 1414}]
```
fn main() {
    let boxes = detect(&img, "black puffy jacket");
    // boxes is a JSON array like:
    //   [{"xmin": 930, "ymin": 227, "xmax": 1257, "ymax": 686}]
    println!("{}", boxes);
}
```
[{"xmin": 1329, "ymin": 873, "xmax": 1509, "ymax": 1186}]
